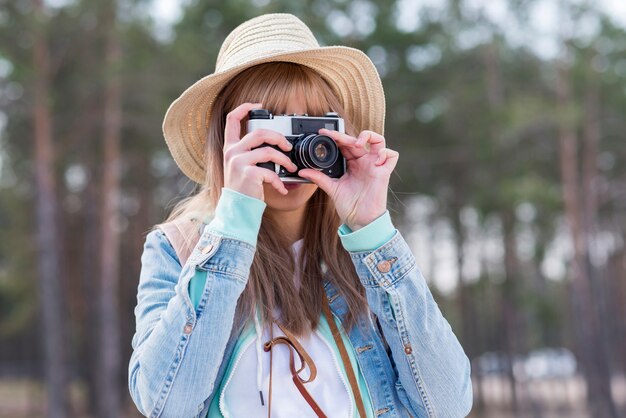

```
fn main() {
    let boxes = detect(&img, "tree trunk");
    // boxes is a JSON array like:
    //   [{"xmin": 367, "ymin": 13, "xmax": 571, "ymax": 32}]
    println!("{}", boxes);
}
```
[
  {"xmin": 500, "ymin": 210, "xmax": 520, "ymax": 412},
  {"xmin": 483, "ymin": 40, "xmax": 521, "ymax": 412},
  {"xmin": 83, "ymin": 166, "xmax": 101, "ymax": 416},
  {"xmin": 32, "ymin": 0, "xmax": 70, "ymax": 416},
  {"xmin": 555, "ymin": 39, "xmax": 617, "ymax": 417},
  {"xmin": 581, "ymin": 49, "xmax": 619, "ymax": 417},
  {"xmin": 96, "ymin": 1, "xmax": 123, "ymax": 416}
]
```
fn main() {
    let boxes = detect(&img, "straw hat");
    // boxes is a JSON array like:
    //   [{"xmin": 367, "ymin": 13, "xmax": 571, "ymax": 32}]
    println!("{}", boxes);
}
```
[{"xmin": 162, "ymin": 13, "xmax": 386, "ymax": 184}]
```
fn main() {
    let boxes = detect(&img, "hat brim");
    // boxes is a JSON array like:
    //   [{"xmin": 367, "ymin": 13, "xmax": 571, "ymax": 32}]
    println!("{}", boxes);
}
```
[{"xmin": 162, "ymin": 46, "xmax": 386, "ymax": 184}]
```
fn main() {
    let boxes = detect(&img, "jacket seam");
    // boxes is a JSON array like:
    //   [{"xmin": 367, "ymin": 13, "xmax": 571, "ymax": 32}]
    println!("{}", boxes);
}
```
[
  {"xmin": 195, "ymin": 265, "xmax": 251, "ymax": 283},
  {"xmin": 390, "ymin": 292, "xmax": 436, "ymax": 418},
  {"xmin": 203, "ymin": 233, "xmax": 256, "ymax": 252},
  {"xmin": 150, "ymin": 334, "xmax": 192, "ymax": 418},
  {"xmin": 365, "ymin": 259, "xmax": 416, "ymax": 289}
]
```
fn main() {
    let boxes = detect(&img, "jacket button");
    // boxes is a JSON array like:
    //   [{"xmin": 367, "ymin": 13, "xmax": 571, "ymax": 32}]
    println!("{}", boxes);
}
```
[
  {"xmin": 404, "ymin": 344, "xmax": 412, "ymax": 355},
  {"xmin": 377, "ymin": 260, "xmax": 392, "ymax": 273},
  {"xmin": 183, "ymin": 323, "xmax": 193, "ymax": 334},
  {"xmin": 201, "ymin": 244, "xmax": 213, "ymax": 254}
]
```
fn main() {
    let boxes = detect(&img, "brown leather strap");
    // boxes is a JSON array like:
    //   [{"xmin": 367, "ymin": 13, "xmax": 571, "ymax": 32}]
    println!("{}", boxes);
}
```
[
  {"xmin": 264, "ymin": 324, "xmax": 327, "ymax": 418},
  {"xmin": 275, "ymin": 324, "xmax": 317, "ymax": 380},
  {"xmin": 159, "ymin": 220, "xmax": 367, "ymax": 416},
  {"xmin": 267, "ymin": 323, "xmax": 273, "ymax": 418},
  {"xmin": 289, "ymin": 357, "xmax": 327, "ymax": 418},
  {"xmin": 321, "ymin": 295, "xmax": 368, "ymax": 418}
]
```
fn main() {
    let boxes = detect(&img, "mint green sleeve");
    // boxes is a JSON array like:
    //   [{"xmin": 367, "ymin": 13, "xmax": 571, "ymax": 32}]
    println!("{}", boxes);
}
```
[
  {"xmin": 189, "ymin": 188, "xmax": 266, "ymax": 309},
  {"xmin": 337, "ymin": 210, "xmax": 397, "ymax": 252}
]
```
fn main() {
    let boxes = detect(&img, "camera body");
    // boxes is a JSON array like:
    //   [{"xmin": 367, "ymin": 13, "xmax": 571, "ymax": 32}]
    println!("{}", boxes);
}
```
[{"xmin": 247, "ymin": 109, "xmax": 346, "ymax": 183}]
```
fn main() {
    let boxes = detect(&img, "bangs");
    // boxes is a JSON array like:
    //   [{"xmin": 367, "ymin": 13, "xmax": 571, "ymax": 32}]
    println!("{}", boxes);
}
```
[
  {"xmin": 222, "ymin": 62, "xmax": 344, "ymax": 120},
  {"xmin": 256, "ymin": 64, "xmax": 335, "ymax": 117}
]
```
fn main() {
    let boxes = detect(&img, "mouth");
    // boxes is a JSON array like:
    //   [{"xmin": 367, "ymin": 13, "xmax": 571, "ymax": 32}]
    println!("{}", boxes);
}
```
[{"xmin": 284, "ymin": 183, "xmax": 301, "ymax": 191}]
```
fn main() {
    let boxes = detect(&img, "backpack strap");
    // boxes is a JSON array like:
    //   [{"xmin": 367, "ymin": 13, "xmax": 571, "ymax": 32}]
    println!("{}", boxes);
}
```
[
  {"xmin": 156, "ymin": 218, "xmax": 203, "ymax": 266},
  {"xmin": 321, "ymin": 294, "xmax": 368, "ymax": 418}
]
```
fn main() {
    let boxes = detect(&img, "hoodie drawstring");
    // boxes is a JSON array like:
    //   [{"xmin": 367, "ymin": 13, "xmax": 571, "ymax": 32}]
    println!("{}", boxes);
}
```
[{"xmin": 254, "ymin": 303, "xmax": 265, "ymax": 406}]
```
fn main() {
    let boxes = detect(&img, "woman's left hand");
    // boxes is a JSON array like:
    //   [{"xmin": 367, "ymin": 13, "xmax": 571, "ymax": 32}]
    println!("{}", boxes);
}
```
[{"xmin": 298, "ymin": 129, "xmax": 399, "ymax": 231}]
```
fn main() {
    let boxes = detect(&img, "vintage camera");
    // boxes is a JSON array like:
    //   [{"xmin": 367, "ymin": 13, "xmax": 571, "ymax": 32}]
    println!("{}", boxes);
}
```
[{"xmin": 247, "ymin": 109, "xmax": 346, "ymax": 183}]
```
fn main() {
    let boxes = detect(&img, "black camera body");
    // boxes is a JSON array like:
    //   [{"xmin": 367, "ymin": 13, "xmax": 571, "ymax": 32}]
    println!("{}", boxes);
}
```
[{"xmin": 247, "ymin": 109, "xmax": 346, "ymax": 183}]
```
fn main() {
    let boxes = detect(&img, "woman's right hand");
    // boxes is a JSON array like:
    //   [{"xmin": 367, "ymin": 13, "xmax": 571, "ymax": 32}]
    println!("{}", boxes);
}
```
[{"xmin": 223, "ymin": 102, "xmax": 298, "ymax": 201}]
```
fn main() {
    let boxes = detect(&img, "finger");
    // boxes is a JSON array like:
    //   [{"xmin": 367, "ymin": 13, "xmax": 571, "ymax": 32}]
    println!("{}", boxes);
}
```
[
  {"xmin": 247, "ymin": 166, "xmax": 288, "ymax": 195},
  {"xmin": 384, "ymin": 149, "xmax": 399, "ymax": 171},
  {"xmin": 318, "ymin": 128, "xmax": 357, "ymax": 146},
  {"xmin": 237, "ymin": 128, "xmax": 293, "ymax": 153},
  {"xmin": 357, "ymin": 130, "xmax": 386, "ymax": 154},
  {"xmin": 260, "ymin": 169, "xmax": 288, "ymax": 195},
  {"xmin": 298, "ymin": 169, "xmax": 337, "ymax": 196},
  {"xmin": 376, "ymin": 148, "xmax": 399, "ymax": 170},
  {"xmin": 224, "ymin": 102, "xmax": 263, "ymax": 147},
  {"xmin": 241, "ymin": 147, "xmax": 298, "ymax": 172},
  {"xmin": 318, "ymin": 128, "xmax": 367, "ymax": 160}
]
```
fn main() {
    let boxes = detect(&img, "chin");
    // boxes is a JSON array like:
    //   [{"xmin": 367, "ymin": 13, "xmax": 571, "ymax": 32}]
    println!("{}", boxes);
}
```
[{"xmin": 264, "ymin": 182, "xmax": 318, "ymax": 211}]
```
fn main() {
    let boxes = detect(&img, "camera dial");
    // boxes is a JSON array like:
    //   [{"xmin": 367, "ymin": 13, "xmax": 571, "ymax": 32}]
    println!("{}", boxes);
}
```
[{"xmin": 249, "ymin": 109, "xmax": 272, "ymax": 119}]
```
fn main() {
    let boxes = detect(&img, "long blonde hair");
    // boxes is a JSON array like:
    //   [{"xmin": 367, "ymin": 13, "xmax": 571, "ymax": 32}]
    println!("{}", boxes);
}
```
[{"xmin": 160, "ymin": 62, "xmax": 369, "ymax": 336}]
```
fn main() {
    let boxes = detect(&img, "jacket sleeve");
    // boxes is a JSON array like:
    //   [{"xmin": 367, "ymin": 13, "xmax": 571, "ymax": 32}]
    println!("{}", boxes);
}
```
[
  {"xmin": 128, "ymin": 226, "xmax": 256, "ymax": 418},
  {"xmin": 342, "ymin": 227, "xmax": 473, "ymax": 418}
]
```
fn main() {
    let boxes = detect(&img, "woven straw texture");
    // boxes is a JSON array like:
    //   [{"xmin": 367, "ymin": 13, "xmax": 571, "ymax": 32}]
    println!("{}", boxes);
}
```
[{"xmin": 162, "ymin": 13, "xmax": 386, "ymax": 184}]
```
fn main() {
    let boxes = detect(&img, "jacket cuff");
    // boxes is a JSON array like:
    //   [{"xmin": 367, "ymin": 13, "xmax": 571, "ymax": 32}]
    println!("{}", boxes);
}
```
[
  {"xmin": 337, "ymin": 210, "xmax": 397, "ymax": 252},
  {"xmin": 348, "ymin": 231, "xmax": 415, "ymax": 290},
  {"xmin": 205, "ymin": 187, "xmax": 266, "ymax": 246}
]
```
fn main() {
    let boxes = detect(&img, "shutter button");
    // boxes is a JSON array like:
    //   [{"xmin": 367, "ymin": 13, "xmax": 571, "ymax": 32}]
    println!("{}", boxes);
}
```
[
  {"xmin": 377, "ymin": 260, "xmax": 392, "ymax": 273},
  {"xmin": 201, "ymin": 244, "xmax": 213, "ymax": 254}
]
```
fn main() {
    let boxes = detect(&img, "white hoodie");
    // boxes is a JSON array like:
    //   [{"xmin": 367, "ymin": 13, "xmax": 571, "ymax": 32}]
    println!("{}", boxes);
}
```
[{"xmin": 219, "ymin": 239, "xmax": 354, "ymax": 417}]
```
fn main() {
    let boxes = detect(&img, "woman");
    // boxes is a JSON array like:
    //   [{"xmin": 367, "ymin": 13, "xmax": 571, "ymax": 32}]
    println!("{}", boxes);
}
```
[{"xmin": 129, "ymin": 13, "xmax": 472, "ymax": 418}]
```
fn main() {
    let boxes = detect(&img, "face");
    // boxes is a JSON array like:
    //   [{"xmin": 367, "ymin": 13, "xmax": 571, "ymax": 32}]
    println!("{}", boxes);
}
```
[{"xmin": 262, "ymin": 92, "xmax": 319, "ymax": 212}]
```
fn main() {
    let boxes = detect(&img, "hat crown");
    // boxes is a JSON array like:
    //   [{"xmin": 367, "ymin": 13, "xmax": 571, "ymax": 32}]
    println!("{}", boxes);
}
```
[
  {"xmin": 163, "ymin": 13, "xmax": 385, "ymax": 185},
  {"xmin": 216, "ymin": 13, "xmax": 320, "ymax": 72}
]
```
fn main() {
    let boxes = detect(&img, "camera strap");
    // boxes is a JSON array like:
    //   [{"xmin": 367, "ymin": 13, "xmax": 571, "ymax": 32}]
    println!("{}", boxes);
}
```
[
  {"xmin": 263, "ymin": 295, "xmax": 367, "ymax": 418},
  {"xmin": 320, "ymin": 294, "xmax": 368, "ymax": 418},
  {"xmin": 157, "ymin": 218, "xmax": 367, "ymax": 417},
  {"xmin": 264, "ymin": 321, "xmax": 327, "ymax": 418}
]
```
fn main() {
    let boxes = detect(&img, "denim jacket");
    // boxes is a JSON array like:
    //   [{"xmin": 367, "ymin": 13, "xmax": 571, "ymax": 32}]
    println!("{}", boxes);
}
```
[{"xmin": 129, "ymin": 219, "xmax": 473, "ymax": 418}]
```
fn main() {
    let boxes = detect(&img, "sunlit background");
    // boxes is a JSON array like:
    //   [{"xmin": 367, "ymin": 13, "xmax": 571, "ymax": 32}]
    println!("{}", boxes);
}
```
[{"xmin": 1, "ymin": 0, "xmax": 625, "ymax": 417}]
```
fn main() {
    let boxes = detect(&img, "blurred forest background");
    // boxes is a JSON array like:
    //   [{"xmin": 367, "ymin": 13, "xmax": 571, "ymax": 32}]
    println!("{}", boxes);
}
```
[{"xmin": 0, "ymin": 0, "xmax": 625, "ymax": 417}]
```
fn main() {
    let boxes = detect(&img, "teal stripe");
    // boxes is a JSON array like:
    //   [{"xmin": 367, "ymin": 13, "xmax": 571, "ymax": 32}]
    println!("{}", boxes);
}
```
[
  {"xmin": 338, "ymin": 210, "xmax": 396, "ymax": 252},
  {"xmin": 206, "ymin": 187, "xmax": 266, "ymax": 246},
  {"xmin": 318, "ymin": 312, "xmax": 375, "ymax": 418},
  {"xmin": 189, "ymin": 188, "xmax": 266, "ymax": 310},
  {"xmin": 207, "ymin": 314, "xmax": 374, "ymax": 417}
]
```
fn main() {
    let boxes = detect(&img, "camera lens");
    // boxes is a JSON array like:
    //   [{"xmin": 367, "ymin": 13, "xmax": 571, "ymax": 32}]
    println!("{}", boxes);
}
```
[
  {"xmin": 314, "ymin": 143, "xmax": 328, "ymax": 161},
  {"xmin": 295, "ymin": 134, "xmax": 338, "ymax": 169}
]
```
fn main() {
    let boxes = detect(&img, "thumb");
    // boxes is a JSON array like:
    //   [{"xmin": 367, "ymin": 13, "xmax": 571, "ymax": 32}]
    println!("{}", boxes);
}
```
[{"xmin": 298, "ymin": 169, "xmax": 336, "ymax": 195}]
